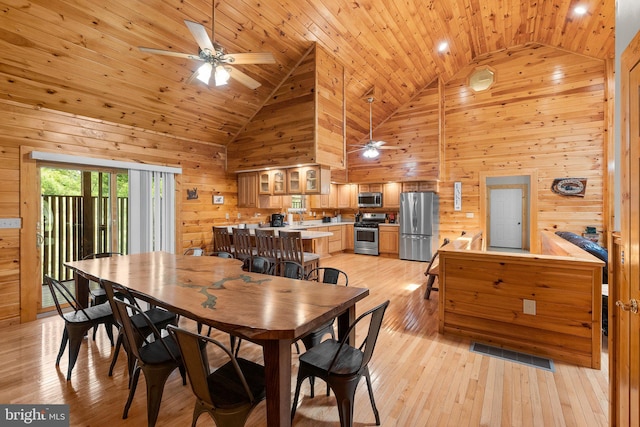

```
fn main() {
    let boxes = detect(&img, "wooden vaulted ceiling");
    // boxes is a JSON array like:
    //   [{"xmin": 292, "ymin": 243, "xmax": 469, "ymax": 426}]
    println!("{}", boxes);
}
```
[{"xmin": 0, "ymin": 0, "xmax": 614, "ymax": 153}]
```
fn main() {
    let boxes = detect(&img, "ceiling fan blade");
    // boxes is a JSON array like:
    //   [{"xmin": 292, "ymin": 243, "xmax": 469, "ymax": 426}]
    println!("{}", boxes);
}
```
[
  {"xmin": 139, "ymin": 47, "xmax": 201, "ymax": 61},
  {"xmin": 185, "ymin": 68, "xmax": 202, "ymax": 85},
  {"xmin": 227, "ymin": 67, "xmax": 261, "ymax": 89},
  {"xmin": 377, "ymin": 146, "xmax": 397, "ymax": 150},
  {"xmin": 222, "ymin": 52, "xmax": 276, "ymax": 65},
  {"xmin": 347, "ymin": 147, "xmax": 366, "ymax": 154},
  {"xmin": 184, "ymin": 20, "xmax": 215, "ymax": 52}
]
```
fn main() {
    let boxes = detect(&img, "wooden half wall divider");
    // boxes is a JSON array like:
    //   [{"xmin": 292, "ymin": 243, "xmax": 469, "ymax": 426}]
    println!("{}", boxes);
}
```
[{"xmin": 438, "ymin": 230, "xmax": 604, "ymax": 369}]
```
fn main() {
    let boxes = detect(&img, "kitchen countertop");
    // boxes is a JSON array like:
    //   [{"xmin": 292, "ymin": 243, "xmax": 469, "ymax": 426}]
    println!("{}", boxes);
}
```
[
  {"xmin": 378, "ymin": 223, "xmax": 400, "ymax": 227},
  {"xmin": 225, "ymin": 224, "xmax": 335, "ymax": 238}
]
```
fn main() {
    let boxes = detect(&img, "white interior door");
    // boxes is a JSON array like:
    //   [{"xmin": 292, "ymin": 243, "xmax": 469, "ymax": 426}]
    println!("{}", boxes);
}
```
[{"xmin": 489, "ymin": 187, "xmax": 523, "ymax": 248}]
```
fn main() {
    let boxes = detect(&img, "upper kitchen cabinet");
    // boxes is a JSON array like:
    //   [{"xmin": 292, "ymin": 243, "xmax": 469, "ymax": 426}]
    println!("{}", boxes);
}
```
[
  {"xmin": 227, "ymin": 44, "xmax": 345, "ymax": 172},
  {"xmin": 259, "ymin": 169, "xmax": 287, "ymax": 195},
  {"xmin": 288, "ymin": 166, "xmax": 330, "ymax": 194},
  {"xmin": 237, "ymin": 172, "xmax": 258, "ymax": 208},
  {"xmin": 383, "ymin": 183, "xmax": 401, "ymax": 209}
]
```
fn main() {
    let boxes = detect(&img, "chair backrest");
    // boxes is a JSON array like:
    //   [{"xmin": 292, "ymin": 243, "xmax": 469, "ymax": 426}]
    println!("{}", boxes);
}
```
[
  {"xmin": 306, "ymin": 267, "xmax": 348, "ymax": 286},
  {"xmin": 113, "ymin": 298, "xmax": 176, "ymax": 365},
  {"xmin": 82, "ymin": 252, "xmax": 122, "ymax": 260},
  {"xmin": 214, "ymin": 251, "xmax": 234, "ymax": 258},
  {"xmin": 167, "ymin": 325, "xmax": 258, "ymax": 407},
  {"xmin": 244, "ymin": 256, "xmax": 271, "ymax": 274},
  {"xmin": 212, "ymin": 226, "xmax": 233, "ymax": 253},
  {"xmin": 277, "ymin": 230, "xmax": 304, "ymax": 264},
  {"xmin": 44, "ymin": 275, "xmax": 85, "ymax": 319},
  {"xmin": 232, "ymin": 228, "xmax": 253, "ymax": 260},
  {"xmin": 274, "ymin": 261, "xmax": 304, "ymax": 279},
  {"xmin": 254, "ymin": 229, "xmax": 278, "ymax": 258},
  {"xmin": 328, "ymin": 300, "xmax": 390, "ymax": 375},
  {"xmin": 101, "ymin": 279, "xmax": 138, "ymax": 328}
]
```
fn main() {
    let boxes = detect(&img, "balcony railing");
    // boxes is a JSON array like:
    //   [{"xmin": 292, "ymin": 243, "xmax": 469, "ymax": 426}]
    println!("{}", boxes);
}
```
[{"xmin": 41, "ymin": 195, "xmax": 128, "ymax": 282}]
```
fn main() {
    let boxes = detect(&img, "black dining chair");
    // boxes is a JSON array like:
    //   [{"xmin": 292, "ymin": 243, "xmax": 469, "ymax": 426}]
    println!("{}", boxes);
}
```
[
  {"xmin": 273, "ymin": 260, "xmax": 305, "ymax": 279},
  {"xmin": 242, "ymin": 256, "xmax": 272, "ymax": 274},
  {"xmin": 167, "ymin": 325, "xmax": 266, "ymax": 427},
  {"xmin": 291, "ymin": 300, "xmax": 390, "ymax": 427},
  {"xmin": 101, "ymin": 279, "xmax": 178, "ymax": 382},
  {"xmin": 213, "ymin": 251, "xmax": 234, "ymax": 258},
  {"xmin": 303, "ymin": 267, "xmax": 350, "ymax": 396},
  {"xmin": 113, "ymin": 298, "xmax": 186, "ymax": 427},
  {"xmin": 44, "ymin": 275, "xmax": 115, "ymax": 380},
  {"xmin": 82, "ymin": 252, "xmax": 122, "ymax": 340}
]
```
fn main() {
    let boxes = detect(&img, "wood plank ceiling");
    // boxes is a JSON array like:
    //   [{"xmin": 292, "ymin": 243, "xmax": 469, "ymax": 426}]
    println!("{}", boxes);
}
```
[{"xmin": 0, "ymin": 0, "xmax": 614, "ymax": 151}]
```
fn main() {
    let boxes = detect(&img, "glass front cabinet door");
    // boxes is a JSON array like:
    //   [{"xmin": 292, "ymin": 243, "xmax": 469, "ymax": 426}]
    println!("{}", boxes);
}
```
[
  {"xmin": 273, "ymin": 170, "xmax": 286, "ymax": 195},
  {"xmin": 288, "ymin": 169, "xmax": 301, "ymax": 194}
]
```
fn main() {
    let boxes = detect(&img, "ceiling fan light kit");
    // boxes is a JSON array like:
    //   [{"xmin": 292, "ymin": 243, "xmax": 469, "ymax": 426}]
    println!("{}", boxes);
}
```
[
  {"xmin": 138, "ymin": 4, "xmax": 275, "ymax": 90},
  {"xmin": 363, "ymin": 147, "xmax": 380, "ymax": 158}
]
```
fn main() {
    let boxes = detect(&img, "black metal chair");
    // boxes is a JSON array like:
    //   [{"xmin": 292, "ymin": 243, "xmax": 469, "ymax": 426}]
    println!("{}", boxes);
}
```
[
  {"xmin": 291, "ymin": 300, "xmax": 390, "ymax": 427},
  {"xmin": 274, "ymin": 260, "xmax": 305, "ymax": 279},
  {"xmin": 167, "ymin": 325, "xmax": 266, "ymax": 427},
  {"xmin": 303, "ymin": 267, "xmax": 350, "ymax": 396},
  {"xmin": 82, "ymin": 252, "xmax": 122, "ymax": 340},
  {"xmin": 113, "ymin": 299, "xmax": 186, "ymax": 427},
  {"xmin": 101, "ymin": 279, "xmax": 178, "ymax": 381},
  {"xmin": 44, "ymin": 275, "xmax": 115, "ymax": 380},
  {"xmin": 242, "ymin": 256, "xmax": 272, "ymax": 274},
  {"xmin": 213, "ymin": 251, "xmax": 234, "ymax": 258}
]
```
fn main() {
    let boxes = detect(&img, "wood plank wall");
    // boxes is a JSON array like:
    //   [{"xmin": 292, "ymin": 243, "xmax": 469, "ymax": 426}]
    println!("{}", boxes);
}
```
[
  {"xmin": 0, "ymin": 100, "xmax": 236, "ymax": 324},
  {"xmin": 348, "ymin": 44, "xmax": 606, "ymax": 244},
  {"xmin": 443, "ymin": 44, "xmax": 605, "ymax": 241}
]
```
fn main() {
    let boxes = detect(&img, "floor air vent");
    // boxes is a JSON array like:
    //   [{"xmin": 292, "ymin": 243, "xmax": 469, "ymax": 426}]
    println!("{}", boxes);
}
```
[{"xmin": 470, "ymin": 343, "xmax": 555, "ymax": 372}]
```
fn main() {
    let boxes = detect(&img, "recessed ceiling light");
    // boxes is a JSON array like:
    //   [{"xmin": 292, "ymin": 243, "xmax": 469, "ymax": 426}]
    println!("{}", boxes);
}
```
[
  {"xmin": 438, "ymin": 41, "xmax": 449, "ymax": 53},
  {"xmin": 574, "ymin": 5, "xmax": 588, "ymax": 15}
]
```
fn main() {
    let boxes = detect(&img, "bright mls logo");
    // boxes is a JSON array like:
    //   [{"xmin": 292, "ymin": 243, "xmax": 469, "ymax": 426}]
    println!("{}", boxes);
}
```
[{"xmin": 1, "ymin": 405, "xmax": 69, "ymax": 426}]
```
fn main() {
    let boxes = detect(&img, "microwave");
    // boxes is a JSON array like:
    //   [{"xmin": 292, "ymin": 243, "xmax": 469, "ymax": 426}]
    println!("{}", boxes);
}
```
[{"xmin": 358, "ymin": 192, "xmax": 383, "ymax": 208}]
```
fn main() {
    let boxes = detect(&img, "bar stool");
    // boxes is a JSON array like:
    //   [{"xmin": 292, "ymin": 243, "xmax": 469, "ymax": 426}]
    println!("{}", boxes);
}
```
[
  {"xmin": 254, "ymin": 229, "xmax": 279, "ymax": 274},
  {"xmin": 232, "ymin": 228, "xmax": 256, "ymax": 262},
  {"xmin": 277, "ymin": 230, "xmax": 319, "ymax": 277},
  {"xmin": 212, "ymin": 226, "xmax": 234, "ymax": 256}
]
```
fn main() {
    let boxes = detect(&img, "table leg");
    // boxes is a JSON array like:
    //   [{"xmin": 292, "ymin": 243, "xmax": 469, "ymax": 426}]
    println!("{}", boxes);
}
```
[
  {"xmin": 337, "ymin": 305, "xmax": 356, "ymax": 346},
  {"xmin": 263, "ymin": 339, "xmax": 293, "ymax": 427},
  {"xmin": 74, "ymin": 272, "xmax": 90, "ymax": 308}
]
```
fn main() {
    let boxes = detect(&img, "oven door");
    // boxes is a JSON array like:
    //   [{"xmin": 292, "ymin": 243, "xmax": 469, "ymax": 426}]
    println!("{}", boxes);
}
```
[{"xmin": 354, "ymin": 227, "xmax": 379, "ymax": 255}]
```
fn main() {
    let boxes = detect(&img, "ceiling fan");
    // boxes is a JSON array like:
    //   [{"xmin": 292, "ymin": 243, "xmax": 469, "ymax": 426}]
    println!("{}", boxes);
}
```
[
  {"xmin": 138, "ymin": 5, "xmax": 275, "ymax": 89},
  {"xmin": 348, "ymin": 97, "xmax": 398, "ymax": 158}
]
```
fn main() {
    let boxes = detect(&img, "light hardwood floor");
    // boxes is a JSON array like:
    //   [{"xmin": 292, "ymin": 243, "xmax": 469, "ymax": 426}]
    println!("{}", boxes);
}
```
[{"xmin": 0, "ymin": 253, "xmax": 609, "ymax": 426}]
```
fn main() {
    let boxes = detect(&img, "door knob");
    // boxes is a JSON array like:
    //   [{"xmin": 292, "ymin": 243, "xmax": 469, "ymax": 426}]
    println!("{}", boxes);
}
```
[{"xmin": 616, "ymin": 299, "xmax": 639, "ymax": 314}]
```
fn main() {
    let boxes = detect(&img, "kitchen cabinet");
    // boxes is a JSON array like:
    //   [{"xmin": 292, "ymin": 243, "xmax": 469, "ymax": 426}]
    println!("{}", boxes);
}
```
[
  {"xmin": 272, "ymin": 170, "xmax": 286, "ymax": 194},
  {"xmin": 287, "ymin": 169, "xmax": 302, "ymax": 194},
  {"xmin": 309, "ymin": 183, "xmax": 338, "ymax": 209},
  {"xmin": 383, "ymin": 183, "xmax": 401, "ymax": 209},
  {"xmin": 337, "ymin": 184, "xmax": 357, "ymax": 209},
  {"xmin": 344, "ymin": 224, "xmax": 354, "ymax": 250},
  {"xmin": 359, "ymin": 183, "xmax": 383, "ymax": 193},
  {"xmin": 237, "ymin": 172, "xmax": 258, "ymax": 208},
  {"xmin": 328, "ymin": 225, "xmax": 343, "ymax": 253},
  {"xmin": 402, "ymin": 181, "xmax": 440, "ymax": 193},
  {"xmin": 287, "ymin": 166, "xmax": 330, "ymax": 195},
  {"xmin": 311, "ymin": 226, "xmax": 330, "ymax": 257},
  {"xmin": 258, "ymin": 171, "xmax": 271, "ymax": 195},
  {"xmin": 259, "ymin": 195, "xmax": 291, "ymax": 209},
  {"xmin": 379, "ymin": 226, "xmax": 399, "ymax": 254}
]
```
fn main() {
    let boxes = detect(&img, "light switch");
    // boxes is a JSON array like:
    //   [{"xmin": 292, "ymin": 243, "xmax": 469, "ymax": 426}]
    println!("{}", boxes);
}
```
[
  {"xmin": 0, "ymin": 218, "xmax": 21, "ymax": 229},
  {"xmin": 523, "ymin": 299, "xmax": 536, "ymax": 315}
]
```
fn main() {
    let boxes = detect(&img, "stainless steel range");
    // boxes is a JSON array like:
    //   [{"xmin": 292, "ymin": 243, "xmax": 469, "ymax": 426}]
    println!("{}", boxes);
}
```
[{"xmin": 354, "ymin": 213, "xmax": 386, "ymax": 256}]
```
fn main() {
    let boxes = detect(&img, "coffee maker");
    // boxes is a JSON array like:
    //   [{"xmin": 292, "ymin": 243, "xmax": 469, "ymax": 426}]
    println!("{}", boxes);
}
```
[{"xmin": 270, "ymin": 213, "xmax": 285, "ymax": 227}]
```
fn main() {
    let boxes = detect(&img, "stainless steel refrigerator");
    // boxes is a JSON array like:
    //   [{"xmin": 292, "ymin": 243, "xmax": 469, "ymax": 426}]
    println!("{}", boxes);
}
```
[{"xmin": 399, "ymin": 192, "xmax": 439, "ymax": 261}]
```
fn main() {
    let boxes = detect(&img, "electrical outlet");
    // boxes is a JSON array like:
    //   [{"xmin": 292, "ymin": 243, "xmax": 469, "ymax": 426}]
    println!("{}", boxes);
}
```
[
  {"xmin": 523, "ymin": 299, "xmax": 536, "ymax": 315},
  {"xmin": 237, "ymin": 213, "xmax": 242, "ymax": 219},
  {"xmin": 225, "ymin": 213, "xmax": 230, "ymax": 220},
  {"xmin": 0, "ymin": 218, "xmax": 21, "ymax": 229},
  {"xmin": 466, "ymin": 212, "xmax": 474, "ymax": 218}
]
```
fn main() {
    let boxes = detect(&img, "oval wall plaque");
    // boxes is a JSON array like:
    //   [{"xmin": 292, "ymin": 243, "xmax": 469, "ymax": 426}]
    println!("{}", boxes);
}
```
[{"xmin": 551, "ymin": 178, "xmax": 587, "ymax": 197}]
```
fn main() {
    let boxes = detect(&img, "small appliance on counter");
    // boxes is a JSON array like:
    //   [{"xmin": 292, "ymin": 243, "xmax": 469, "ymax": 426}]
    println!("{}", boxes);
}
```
[
  {"xmin": 322, "ymin": 216, "xmax": 332, "ymax": 223},
  {"xmin": 270, "ymin": 213, "xmax": 285, "ymax": 227}
]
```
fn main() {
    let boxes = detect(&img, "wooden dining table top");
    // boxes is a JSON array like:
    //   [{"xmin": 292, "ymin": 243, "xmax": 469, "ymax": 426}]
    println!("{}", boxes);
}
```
[{"xmin": 65, "ymin": 251, "xmax": 369, "ymax": 342}]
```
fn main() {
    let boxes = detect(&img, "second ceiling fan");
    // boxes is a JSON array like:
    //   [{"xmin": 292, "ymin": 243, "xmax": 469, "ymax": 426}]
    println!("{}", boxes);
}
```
[
  {"xmin": 349, "ymin": 97, "xmax": 399, "ymax": 158},
  {"xmin": 139, "ymin": 4, "xmax": 275, "ymax": 89}
]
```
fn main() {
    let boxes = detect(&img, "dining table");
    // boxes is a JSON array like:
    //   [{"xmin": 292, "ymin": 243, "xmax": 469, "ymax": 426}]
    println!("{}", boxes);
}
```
[{"xmin": 65, "ymin": 251, "xmax": 369, "ymax": 427}]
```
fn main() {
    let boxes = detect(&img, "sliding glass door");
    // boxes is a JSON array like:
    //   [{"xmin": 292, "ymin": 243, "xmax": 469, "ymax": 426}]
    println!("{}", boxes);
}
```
[{"xmin": 39, "ymin": 166, "xmax": 128, "ymax": 311}]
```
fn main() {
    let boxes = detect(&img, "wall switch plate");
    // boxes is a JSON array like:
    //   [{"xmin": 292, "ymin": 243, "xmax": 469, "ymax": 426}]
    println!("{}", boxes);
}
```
[
  {"xmin": 225, "ymin": 213, "xmax": 230, "ymax": 220},
  {"xmin": 466, "ymin": 212, "xmax": 474, "ymax": 218},
  {"xmin": 0, "ymin": 218, "xmax": 21, "ymax": 229},
  {"xmin": 237, "ymin": 213, "xmax": 242, "ymax": 219},
  {"xmin": 523, "ymin": 299, "xmax": 536, "ymax": 315}
]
